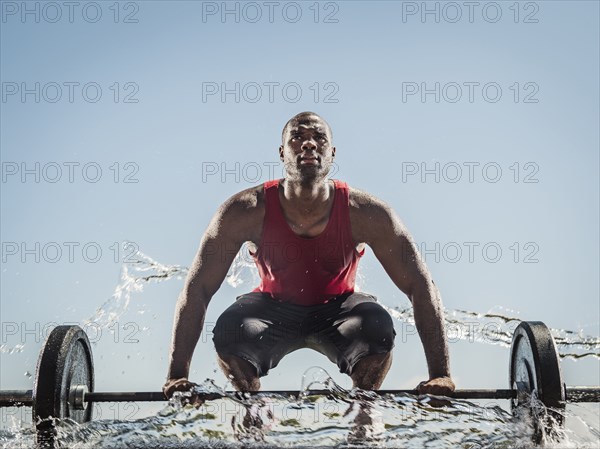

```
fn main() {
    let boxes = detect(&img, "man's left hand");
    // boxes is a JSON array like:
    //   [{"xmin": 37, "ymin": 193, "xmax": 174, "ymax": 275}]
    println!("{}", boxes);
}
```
[{"xmin": 416, "ymin": 376, "xmax": 456, "ymax": 396}]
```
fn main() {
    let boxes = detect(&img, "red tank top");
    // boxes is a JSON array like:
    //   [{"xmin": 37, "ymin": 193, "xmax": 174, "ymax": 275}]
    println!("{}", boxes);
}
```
[{"xmin": 250, "ymin": 178, "xmax": 364, "ymax": 305}]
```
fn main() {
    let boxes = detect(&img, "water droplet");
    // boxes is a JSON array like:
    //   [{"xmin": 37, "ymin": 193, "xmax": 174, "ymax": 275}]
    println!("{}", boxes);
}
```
[{"xmin": 24, "ymin": 371, "xmax": 32, "ymax": 378}]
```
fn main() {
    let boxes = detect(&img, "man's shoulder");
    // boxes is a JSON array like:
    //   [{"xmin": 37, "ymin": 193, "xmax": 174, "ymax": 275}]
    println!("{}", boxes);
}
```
[
  {"xmin": 211, "ymin": 183, "xmax": 265, "ymax": 242},
  {"xmin": 347, "ymin": 184, "xmax": 391, "ymax": 214},
  {"xmin": 220, "ymin": 183, "xmax": 265, "ymax": 216},
  {"xmin": 346, "ymin": 184, "xmax": 402, "ymax": 244}
]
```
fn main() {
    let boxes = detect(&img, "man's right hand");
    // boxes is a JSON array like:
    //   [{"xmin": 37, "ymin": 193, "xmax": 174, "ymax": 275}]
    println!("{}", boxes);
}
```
[{"xmin": 163, "ymin": 378, "xmax": 204, "ymax": 407}]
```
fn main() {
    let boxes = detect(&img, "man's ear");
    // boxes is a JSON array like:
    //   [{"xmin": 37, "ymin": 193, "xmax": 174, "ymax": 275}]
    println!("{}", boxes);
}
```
[
  {"xmin": 279, "ymin": 145, "xmax": 284, "ymax": 161},
  {"xmin": 332, "ymin": 146, "xmax": 336, "ymax": 158}
]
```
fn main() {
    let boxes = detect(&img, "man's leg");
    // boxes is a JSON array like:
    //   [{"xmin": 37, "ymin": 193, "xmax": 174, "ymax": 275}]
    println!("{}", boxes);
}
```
[
  {"xmin": 217, "ymin": 354, "xmax": 261, "ymax": 391},
  {"xmin": 347, "ymin": 352, "xmax": 393, "ymax": 442},
  {"xmin": 305, "ymin": 292, "xmax": 396, "ymax": 442},
  {"xmin": 213, "ymin": 292, "xmax": 307, "ymax": 394},
  {"xmin": 217, "ymin": 353, "xmax": 268, "ymax": 440},
  {"xmin": 308, "ymin": 292, "xmax": 396, "ymax": 387},
  {"xmin": 350, "ymin": 352, "xmax": 393, "ymax": 390}
]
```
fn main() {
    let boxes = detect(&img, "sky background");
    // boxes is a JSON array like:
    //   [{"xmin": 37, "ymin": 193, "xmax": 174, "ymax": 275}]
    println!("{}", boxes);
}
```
[{"xmin": 1, "ymin": 0, "xmax": 598, "ymax": 424}]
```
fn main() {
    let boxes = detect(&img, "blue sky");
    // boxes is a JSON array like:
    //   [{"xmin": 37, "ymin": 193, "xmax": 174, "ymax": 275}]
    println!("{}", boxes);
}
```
[{"xmin": 1, "ymin": 1, "xmax": 598, "ymax": 419}]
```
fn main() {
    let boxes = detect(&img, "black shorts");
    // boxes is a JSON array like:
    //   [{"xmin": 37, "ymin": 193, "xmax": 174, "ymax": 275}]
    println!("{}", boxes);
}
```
[{"xmin": 212, "ymin": 291, "xmax": 396, "ymax": 377}]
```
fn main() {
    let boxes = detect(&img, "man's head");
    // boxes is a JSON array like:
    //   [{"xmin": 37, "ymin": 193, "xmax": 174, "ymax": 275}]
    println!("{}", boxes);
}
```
[
  {"xmin": 281, "ymin": 111, "xmax": 333, "ymax": 144},
  {"xmin": 279, "ymin": 112, "xmax": 336, "ymax": 182}
]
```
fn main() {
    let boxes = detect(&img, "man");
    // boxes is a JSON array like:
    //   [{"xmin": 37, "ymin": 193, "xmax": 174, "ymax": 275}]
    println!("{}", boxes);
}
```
[{"xmin": 163, "ymin": 112, "xmax": 455, "ymax": 403}]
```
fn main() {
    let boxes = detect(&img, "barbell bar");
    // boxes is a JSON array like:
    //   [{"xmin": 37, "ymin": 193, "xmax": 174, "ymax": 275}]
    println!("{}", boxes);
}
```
[
  {"xmin": 3, "ymin": 387, "xmax": 600, "ymax": 407},
  {"xmin": 0, "ymin": 322, "xmax": 598, "ymax": 445}
]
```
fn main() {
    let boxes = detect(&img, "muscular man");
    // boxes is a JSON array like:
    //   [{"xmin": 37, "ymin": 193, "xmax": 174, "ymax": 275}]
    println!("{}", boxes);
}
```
[{"xmin": 163, "ymin": 112, "xmax": 455, "ymax": 402}]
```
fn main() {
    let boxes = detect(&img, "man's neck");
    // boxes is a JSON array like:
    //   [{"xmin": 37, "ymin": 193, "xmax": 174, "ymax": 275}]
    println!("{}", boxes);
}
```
[{"xmin": 280, "ymin": 178, "xmax": 333, "ymax": 214}]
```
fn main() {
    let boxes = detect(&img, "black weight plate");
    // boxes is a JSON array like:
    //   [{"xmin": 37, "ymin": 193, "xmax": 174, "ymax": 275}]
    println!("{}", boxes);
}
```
[
  {"xmin": 33, "ymin": 325, "xmax": 94, "ymax": 445},
  {"xmin": 509, "ymin": 321, "xmax": 565, "ymax": 442}
]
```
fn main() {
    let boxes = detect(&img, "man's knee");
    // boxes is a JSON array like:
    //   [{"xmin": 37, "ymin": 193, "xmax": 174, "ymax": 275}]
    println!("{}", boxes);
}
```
[
  {"xmin": 213, "ymin": 311, "xmax": 238, "ymax": 349},
  {"xmin": 213, "ymin": 310, "xmax": 249, "ymax": 352},
  {"xmin": 353, "ymin": 303, "xmax": 396, "ymax": 349},
  {"xmin": 218, "ymin": 353, "xmax": 258, "ymax": 376},
  {"xmin": 213, "ymin": 311, "xmax": 268, "ymax": 350},
  {"xmin": 217, "ymin": 353, "xmax": 261, "ymax": 390}
]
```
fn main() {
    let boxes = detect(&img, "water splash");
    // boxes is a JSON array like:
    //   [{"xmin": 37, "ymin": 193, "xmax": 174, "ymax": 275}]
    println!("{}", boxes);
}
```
[
  {"xmin": 2, "ymin": 376, "xmax": 598, "ymax": 448},
  {"xmin": 0, "ymin": 344, "xmax": 24, "ymax": 354},
  {"xmin": 85, "ymin": 249, "xmax": 189, "ymax": 329},
  {"xmin": 225, "ymin": 243, "xmax": 261, "ymax": 289},
  {"xmin": 382, "ymin": 304, "xmax": 600, "ymax": 360},
  {"xmin": 299, "ymin": 366, "xmax": 349, "ymax": 401}
]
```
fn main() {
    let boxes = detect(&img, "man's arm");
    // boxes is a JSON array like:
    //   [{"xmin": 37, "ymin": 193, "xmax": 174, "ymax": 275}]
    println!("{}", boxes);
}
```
[
  {"xmin": 164, "ymin": 195, "xmax": 251, "ymax": 396},
  {"xmin": 358, "ymin": 197, "xmax": 454, "ymax": 393}
]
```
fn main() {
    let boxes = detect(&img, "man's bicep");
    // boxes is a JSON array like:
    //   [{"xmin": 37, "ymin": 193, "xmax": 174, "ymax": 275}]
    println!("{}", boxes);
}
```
[
  {"xmin": 184, "ymin": 207, "xmax": 246, "ymax": 300},
  {"xmin": 367, "ymin": 206, "xmax": 431, "ymax": 297}
]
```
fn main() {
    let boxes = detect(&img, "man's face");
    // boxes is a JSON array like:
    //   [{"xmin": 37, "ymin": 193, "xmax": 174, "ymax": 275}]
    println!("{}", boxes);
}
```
[{"xmin": 279, "ymin": 117, "xmax": 336, "ymax": 181}]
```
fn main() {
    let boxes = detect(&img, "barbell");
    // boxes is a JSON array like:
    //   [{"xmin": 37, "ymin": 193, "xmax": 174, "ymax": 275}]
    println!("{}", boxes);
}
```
[{"xmin": 1, "ymin": 321, "xmax": 598, "ymax": 447}]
